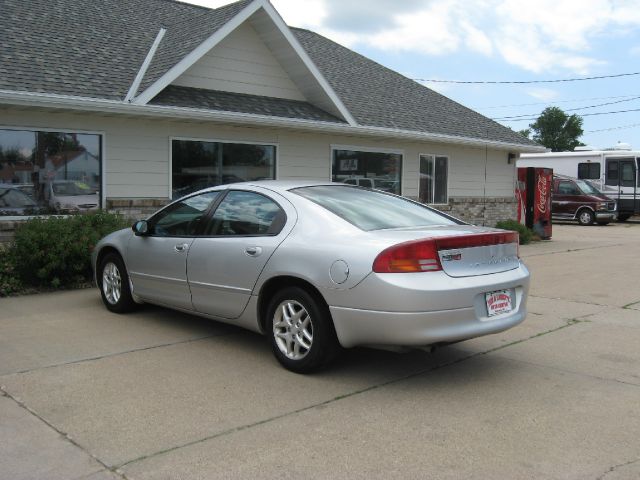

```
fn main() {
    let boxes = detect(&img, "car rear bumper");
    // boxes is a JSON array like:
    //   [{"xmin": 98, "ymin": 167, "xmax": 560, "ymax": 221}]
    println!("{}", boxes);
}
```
[
  {"xmin": 327, "ymin": 263, "xmax": 530, "ymax": 348},
  {"xmin": 330, "ymin": 303, "xmax": 526, "ymax": 348}
]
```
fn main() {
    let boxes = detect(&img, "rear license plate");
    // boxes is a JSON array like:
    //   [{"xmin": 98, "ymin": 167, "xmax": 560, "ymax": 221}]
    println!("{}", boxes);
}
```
[{"xmin": 485, "ymin": 290, "xmax": 513, "ymax": 317}]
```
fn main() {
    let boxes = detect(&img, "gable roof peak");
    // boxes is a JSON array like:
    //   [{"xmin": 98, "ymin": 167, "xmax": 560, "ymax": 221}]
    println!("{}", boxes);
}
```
[{"xmin": 132, "ymin": 0, "xmax": 356, "ymax": 124}]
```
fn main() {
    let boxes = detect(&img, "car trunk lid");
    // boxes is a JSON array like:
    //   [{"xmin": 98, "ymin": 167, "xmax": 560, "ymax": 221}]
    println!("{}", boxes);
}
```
[{"xmin": 371, "ymin": 225, "xmax": 520, "ymax": 277}]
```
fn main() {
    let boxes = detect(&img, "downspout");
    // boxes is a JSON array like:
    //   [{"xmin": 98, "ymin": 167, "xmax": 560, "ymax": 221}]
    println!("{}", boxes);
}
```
[{"xmin": 124, "ymin": 27, "xmax": 167, "ymax": 103}]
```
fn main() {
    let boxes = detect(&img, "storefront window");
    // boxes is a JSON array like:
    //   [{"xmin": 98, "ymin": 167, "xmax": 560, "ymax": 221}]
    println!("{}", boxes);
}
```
[
  {"xmin": 172, "ymin": 140, "xmax": 276, "ymax": 199},
  {"xmin": 0, "ymin": 129, "xmax": 101, "ymax": 216},
  {"xmin": 419, "ymin": 154, "xmax": 448, "ymax": 204},
  {"xmin": 332, "ymin": 149, "xmax": 402, "ymax": 194}
]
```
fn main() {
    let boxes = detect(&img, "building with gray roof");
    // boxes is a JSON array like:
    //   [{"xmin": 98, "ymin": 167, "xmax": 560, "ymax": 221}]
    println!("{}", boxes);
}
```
[{"xmin": 0, "ymin": 0, "xmax": 543, "ymax": 224}]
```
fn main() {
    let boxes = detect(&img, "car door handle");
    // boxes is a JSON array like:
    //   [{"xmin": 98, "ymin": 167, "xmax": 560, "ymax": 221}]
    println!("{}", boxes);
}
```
[
  {"xmin": 174, "ymin": 243, "xmax": 189, "ymax": 253},
  {"xmin": 245, "ymin": 246, "xmax": 263, "ymax": 257}
]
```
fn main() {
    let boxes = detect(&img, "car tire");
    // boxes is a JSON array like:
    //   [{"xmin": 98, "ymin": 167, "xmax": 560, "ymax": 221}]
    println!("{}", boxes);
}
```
[
  {"xmin": 267, "ymin": 286, "xmax": 340, "ymax": 373},
  {"xmin": 98, "ymin": 253, "xmax": 136, "ymax": 313},
  {"xmin": 617, "ymin": 214, "xmax": 630, "ymax": 222},
  {"xmin": 577, "ymin": 208, "xmax": 595, "ymax": 226}
]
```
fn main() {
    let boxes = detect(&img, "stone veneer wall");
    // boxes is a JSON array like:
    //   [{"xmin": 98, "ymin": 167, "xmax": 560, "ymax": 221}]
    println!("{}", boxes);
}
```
[
  {"xmin": 433, "ymin": 196, "xmax": 518, "ymax": 227},
  {"xmin": 105, "ymin": 198, "xmax": 170, "ymax": 218},
  {"xmin": 0, "ymin": 199, "xmax": 170, "ymax": 244},
  {"xmin": 0, "ymin": 196, "xmax": 517, "ymax": 243},
  {"xmin": 0, "ymin": 220, "xmax": 21, "ymax": 244}
]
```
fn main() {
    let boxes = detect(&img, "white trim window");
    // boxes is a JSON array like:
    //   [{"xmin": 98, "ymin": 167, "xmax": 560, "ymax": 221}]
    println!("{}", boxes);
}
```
[
  {"xmin": 171, "ymin": 139, "xmax": 276, "ymax": 200},
  {"xmin": 331, "ymin": 147, "xmax": 402, "ymax": 195},
  {"xmin": 0, "ymin": 128, "xmax": 102, "ymax": 217},
  {"xmin": 419, "ymin": 154, "xmax": 448, "ymax": 204}
]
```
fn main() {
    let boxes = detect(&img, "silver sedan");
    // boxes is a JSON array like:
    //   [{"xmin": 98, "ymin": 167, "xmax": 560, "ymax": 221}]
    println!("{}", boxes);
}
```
[{"xmin": 93, "ymin": 181, "xmax": 529, "ymax": 373}]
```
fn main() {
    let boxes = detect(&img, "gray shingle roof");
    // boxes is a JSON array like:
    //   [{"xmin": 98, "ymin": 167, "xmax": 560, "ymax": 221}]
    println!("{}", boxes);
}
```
[
  {"xmin": 0, "ymin": 0, "xmax": 214, "ymax": 100},
  {"xmin": 138, "ymin": 0, "xmax": 253, "ymax": 93},
  {"xmin": 150, "ymin": 85, "xmax": 345, "ymax": 123},
  {"xmin": 0, "ymin": 0, "xmax": 538, "ymax": 147},
  {"xmin": 292, "ymin": 28, "xmax": 538, "ymax": 147}
]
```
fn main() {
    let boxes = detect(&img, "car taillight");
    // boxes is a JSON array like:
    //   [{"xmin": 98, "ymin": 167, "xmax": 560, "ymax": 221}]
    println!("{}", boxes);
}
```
[
  {"xmin": 372, "ymin": 232, "xmax": 519, "ymax": 273},
  {"xmin": 373, "ymin": 238, "xmax": 441, "ymax": 273}
]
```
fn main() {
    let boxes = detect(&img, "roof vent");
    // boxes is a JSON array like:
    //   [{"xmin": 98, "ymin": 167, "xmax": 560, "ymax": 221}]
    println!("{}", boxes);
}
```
[
  {"xmin": 605, "ymin": 142, "xmax": 632, "ymax": 151},
  {"xmin": 574, "ymin": 146, "xmax": 594, "ymax": 151}
]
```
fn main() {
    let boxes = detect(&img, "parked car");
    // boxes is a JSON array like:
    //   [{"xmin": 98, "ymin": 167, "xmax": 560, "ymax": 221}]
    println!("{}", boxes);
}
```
[
  {"xmin": 552, "ymin": 175, "xmax": 617, "ymax": 225},
  {"xmin": 46, "ymin": 180, "xmax": 99, "ymax": 213},
  {"xmin": 92, "ymin": 181, "xmax": 530, "ymax": 373},
  {"xmin": 0, "ymin": 185, "xmax": 45, "ymax": 215},
  {"xmin": 10, "ymin": 183, "xmax": 37, "ymax": 199}
]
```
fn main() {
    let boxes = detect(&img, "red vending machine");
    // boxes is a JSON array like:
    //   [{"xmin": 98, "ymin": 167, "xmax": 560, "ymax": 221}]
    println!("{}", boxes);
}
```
[{"xmin": 517, "ymin": 167, "xmax": 552, "ymax": 239}]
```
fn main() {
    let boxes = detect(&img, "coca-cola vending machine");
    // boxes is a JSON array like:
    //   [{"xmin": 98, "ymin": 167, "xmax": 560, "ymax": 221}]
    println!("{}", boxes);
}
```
[{"xmin": 517, "ymin": 167, "xmax": 552, "ymax": 239}]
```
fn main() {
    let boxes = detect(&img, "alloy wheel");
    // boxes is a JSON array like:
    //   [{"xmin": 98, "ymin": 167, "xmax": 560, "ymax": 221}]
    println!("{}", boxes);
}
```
[
  {"xmin": 102, "ymin": 262, "xmax": 122, "ymax": 305},
  {"xmin": 272, "ymin": 300, "xmax": 314, "ymax": 360}
]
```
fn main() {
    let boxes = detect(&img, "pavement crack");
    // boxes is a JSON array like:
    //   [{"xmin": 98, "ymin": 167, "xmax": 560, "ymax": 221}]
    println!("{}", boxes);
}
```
[
  {"xmin": 115, "ymin": 318, "xmax": 592, "ymax": 471},
  {"xmin": 494, "ymin": 356, "xmax": 640, "ymax": 389},
  {"xmin": 596, "ymin": 458, "xmax": 640, "ymax": 479},
  {"xmin": 115, "ymin": 350, "xmax": 482, "ymax": 470},
  {"xmin": 622, "ymin": 299, "xmax": 640, "ymax": 310},
  {"xmin": 528, "ymin": 294, "xmax": 612, "ymax": 308},
  {"xmin": 0, "ymin": 385, "xmax": 127, "ymax": 480},
  {"xmin": 522, "ymin": 242, "xmax": 629, "ymax": 258},
  {"xmin": 480, "ymin": 317, "xmax": 589, "ymax": 355},
  {"xmin": 1, "ymin": 333, "xmax": 234, "ymax": 377}
]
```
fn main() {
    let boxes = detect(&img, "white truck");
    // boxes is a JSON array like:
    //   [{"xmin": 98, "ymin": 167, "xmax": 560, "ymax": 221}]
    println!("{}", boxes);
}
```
[{"xmin": 518, "ymin": 144, "xmax": 639, "ymax": 221}]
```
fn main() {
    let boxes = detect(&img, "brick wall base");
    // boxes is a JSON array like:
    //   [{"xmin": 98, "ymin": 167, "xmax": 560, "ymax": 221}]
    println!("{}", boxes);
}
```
[
  {"xmin": 0, "ymin": 196, "xmax": 517, "ymax": 244},
  {"xmin": 105, "ymin": 198, "xmax": 170, "ymax": 218},
  {"xmin": 432, "ymin": 196, "xmax": 518, "ymax": 227}
]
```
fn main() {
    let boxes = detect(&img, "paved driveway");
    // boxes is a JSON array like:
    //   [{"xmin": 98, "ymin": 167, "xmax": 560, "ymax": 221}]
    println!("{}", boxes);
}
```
[{"xmin": 1, "ymin": 223, "xmax": 639, "ymax": 479}]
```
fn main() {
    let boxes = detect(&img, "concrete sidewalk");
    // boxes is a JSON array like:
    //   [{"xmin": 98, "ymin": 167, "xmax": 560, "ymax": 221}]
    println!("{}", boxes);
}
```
[{"xmin": 1, "ymin": 223, "xmax": 639, "ymax": 479}]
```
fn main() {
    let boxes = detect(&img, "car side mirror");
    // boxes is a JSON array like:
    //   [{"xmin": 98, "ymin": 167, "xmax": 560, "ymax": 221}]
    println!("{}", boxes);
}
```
[{"xmin": 132, "ymin": 220, "xmax": 149, "ymax": 236}]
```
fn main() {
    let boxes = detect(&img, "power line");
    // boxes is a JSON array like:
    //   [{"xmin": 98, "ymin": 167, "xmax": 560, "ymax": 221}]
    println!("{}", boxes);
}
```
[
  {"xmin": 492, "ymin": 96, "xmax": 640, "ymax": 120},
  {"xmin": 499, "ymin": 107, "xmax": 640, "ymax": 122},
  {"xmin": 475, "ymin": 93, "xmax": 640, "ymax": 110},
  {"xmin": 415, "ymin": 71, "xmax": 640, "ymax": 84},
  {"xmin": 586, "ymin": 122, "xmax": 640, "ymax": 133}
]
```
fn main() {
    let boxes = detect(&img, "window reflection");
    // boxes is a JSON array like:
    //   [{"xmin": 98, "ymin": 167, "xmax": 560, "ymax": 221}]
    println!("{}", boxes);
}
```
[
  {"xmin": 0, "ymin": 129, "xmax": 101, "ymax": 216},
  {"xmin": 332, "ymin": 149, "xmax": 402, "ymax": 195},
  {"xmin": 172, "ymin": 140, "xmax": 276, "ymax": 199}
]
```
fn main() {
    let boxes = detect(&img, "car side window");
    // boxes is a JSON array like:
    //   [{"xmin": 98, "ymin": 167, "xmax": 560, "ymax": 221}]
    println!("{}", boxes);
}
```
[
  {"xmin": 558, "ymin": 182, "xmax": 579, "ymax": 195},
  {"xmin": 206, "ymin": 191, "xmax": 285, "ymax": 236},
  {"xmin": 151, "ymin": 191, "xmax": 220, "ymax": 237}
]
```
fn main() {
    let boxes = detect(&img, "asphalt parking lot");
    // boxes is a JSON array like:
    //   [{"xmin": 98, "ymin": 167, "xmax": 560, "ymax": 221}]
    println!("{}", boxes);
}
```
[{"xmin": 1, "ymin": 222, "xmax": 639, "ymax": 480}]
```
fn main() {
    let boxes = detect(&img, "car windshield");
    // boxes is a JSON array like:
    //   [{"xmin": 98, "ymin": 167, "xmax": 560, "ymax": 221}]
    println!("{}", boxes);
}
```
[
  {"xmin": 52, "ymin": 181, "xmax": 94, "ymax": 196},
  {"xmin": 575, "ymin": 180, "xmax": 600, "ymax": 195},
  {"xmin": 292, "ymin": 185, "xmax": 460, "ymax": 231},
  {"xmin": 0, "ymin": 188, "xmax": 37, "ymax": 208}
]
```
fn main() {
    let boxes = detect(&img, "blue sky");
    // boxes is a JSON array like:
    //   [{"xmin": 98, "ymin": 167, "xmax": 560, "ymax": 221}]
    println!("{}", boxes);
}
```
[{"xmin": 188, "ymin": 0, "xmax": 640, "ymax": 149}]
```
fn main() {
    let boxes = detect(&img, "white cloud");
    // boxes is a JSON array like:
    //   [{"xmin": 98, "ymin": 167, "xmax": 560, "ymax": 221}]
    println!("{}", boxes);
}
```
[
  {"xmin": 525, "ymin": 88, "xmax": 560, "ymax": 102},
  {"xmin": 182, "ymin": 0, "xmax": 640, "ymax": 75}
]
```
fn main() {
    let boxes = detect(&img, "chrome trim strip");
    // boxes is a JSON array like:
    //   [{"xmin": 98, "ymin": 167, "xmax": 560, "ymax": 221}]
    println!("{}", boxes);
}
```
[
  {"xmin": 188, "ymin": 280, "xmax": 252, "ymax": 294},
  {"xmin": 129, "ymin": 271, "xmax": 186, "ymax": 285}
]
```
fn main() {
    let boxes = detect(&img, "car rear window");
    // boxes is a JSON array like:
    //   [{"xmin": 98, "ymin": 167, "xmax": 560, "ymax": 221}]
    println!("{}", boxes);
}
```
[{"xmin": 292, "ymin": 185, "xmax": 461, "ymax": 231}]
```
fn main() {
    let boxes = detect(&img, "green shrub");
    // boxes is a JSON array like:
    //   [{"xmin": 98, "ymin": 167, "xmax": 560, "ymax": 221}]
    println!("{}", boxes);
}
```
[
  {"xmin": 10, "ymin": 211, "xmax": 131, "ymax": 289},
  {"xmin": 0, "ymin": 246, "xmax": 23, "ymax": 296},
  {"xmin": 495, "ymin": 219, "xmax": 533, "ymax": 245}
]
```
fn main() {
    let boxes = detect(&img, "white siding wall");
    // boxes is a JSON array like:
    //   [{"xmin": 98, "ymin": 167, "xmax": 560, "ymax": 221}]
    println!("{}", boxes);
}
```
[
  {"xmin": 171, "ymin": 23, "xmax": 306, "ymax": 101},
  {"xmin": 0, "ymin": 107, "xmax": 516, "ymax": 202}
]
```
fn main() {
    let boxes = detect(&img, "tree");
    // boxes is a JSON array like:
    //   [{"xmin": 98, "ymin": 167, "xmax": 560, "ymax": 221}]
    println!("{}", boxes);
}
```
[
  {"xmin": 518, "ymin": 128, "xmax": 531, "ymax": 138},
  {"xmin": 529, "ymin": 107, "xmax": 584, "ymax": 152}
]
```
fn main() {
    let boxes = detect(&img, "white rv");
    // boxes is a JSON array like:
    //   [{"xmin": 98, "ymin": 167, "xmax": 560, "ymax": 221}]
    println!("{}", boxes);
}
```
[{"xmin": 518, "ymin": 143, "xmax": 639, "ymax": 221}]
